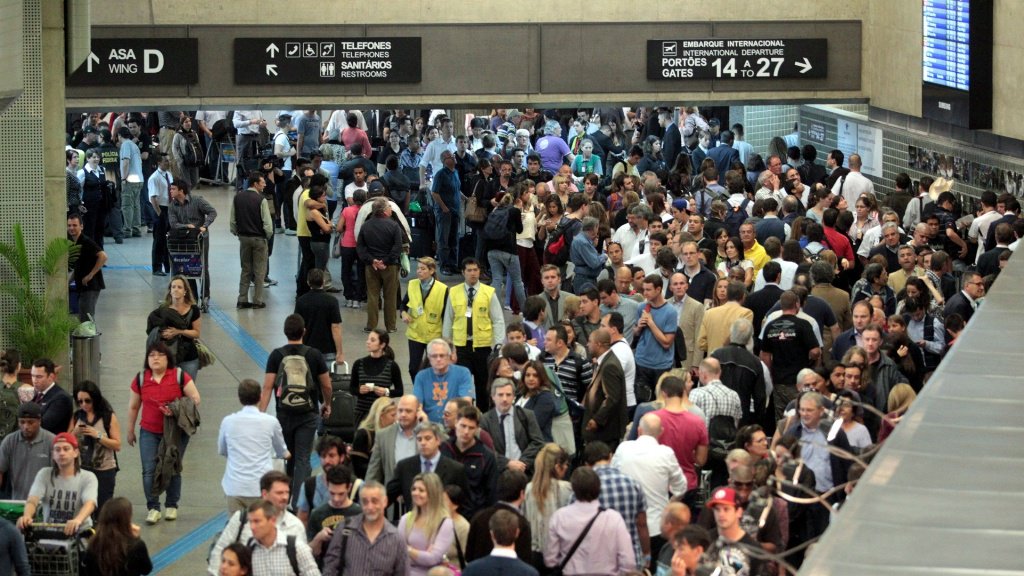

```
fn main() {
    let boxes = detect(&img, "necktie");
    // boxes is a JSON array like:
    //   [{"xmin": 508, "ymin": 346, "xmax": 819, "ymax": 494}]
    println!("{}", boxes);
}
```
[
  {"xmin": 423, "ymin": 459, "xmax": 433, "ymax": 473},
  {"xmin": 467, "ymin": 286, "xmax": 476, "ymax": 337},
  {"xmin": 33, "ymin": 392, "xmax": 43, "ymax": 404},
  {"xmin": 499, "ymin": 413, "xmax": 509, "ymax": 452},
  {"xmin": 164, "ymin": 172, "xmax": 171, "ymax": 191}
]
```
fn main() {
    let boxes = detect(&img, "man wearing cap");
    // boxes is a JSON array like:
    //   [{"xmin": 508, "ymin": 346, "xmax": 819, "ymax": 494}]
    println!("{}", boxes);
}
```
[
  {"xmin": 697, "ymin": 465, "xmax": 784, "ymax": 558},
  {"xmin": 704, "ymin": 486, "xmax": 762, "ymax": 576},
  {"xmin": 18, "ymin": 433, "xmax": 98, "ymax": 535},
  {"xmin": 0, "ymin": 403, "xmax": 56, "ymax": 499}
]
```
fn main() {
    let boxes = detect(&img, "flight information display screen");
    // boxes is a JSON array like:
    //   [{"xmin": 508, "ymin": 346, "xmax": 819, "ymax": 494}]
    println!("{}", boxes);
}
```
[{"xmin": 923, "ymin": 0, "xmax": 970, "ymax": 90}]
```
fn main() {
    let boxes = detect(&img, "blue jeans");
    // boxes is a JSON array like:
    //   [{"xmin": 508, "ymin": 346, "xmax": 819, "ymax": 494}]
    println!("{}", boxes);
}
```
[
  {"xmin": 140, "ymin": 428, "xmax": 191, "ymax": 510},
  {"xmin": 280, "ymin": 413, "xmax": 318, "ymax": 508},
  {"xmin": 179, "ymin": 359, "xmax": 199, "ymax": 382},
  {"xmin": 488, "ymin": 251, "xmax": 526, "ymax": 314},
  {"xmin": 433, "ymin": 206, "xmax": 457, "ymax": 270}
]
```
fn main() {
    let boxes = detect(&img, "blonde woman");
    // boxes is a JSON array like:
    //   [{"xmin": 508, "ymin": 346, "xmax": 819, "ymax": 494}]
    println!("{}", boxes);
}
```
[
  {"xmin": 350, "ymin": 397, "xmax": 396, "ymax": 479},
  {"xmin": 878, "ymin": 383, "xmax": 917, "ymax": 443},
  {"xmin": 400, "ymin": 257, "xmax": 448, "ymax": 380},
  {"xmin": 398, "ymin": 472, "xmax": 455, "ymax": 576},
  {"xmin": 523, "ymin": 443, "xmax": 571, "ymax": 568}
]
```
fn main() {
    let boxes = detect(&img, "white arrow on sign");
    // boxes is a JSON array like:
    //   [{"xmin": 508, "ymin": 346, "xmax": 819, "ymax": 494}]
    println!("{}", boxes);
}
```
[
  {"xmin": 796, "ymin": 58, "xmax": 813, "ymax": 74},
  {"xmin": 266, "ymin": 43, "xmax": 279, "ymax": 58},
  {"xmin": 266, "ymin": 64, "xmax": 278, "ymax": 77},
  {"xmin": 86, "ymin": 52, "xmax": 100, "ymax": 73}
]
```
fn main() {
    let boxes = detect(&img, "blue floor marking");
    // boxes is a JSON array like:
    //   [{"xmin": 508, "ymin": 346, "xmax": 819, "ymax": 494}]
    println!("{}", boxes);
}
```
[
  {"xmin": 150, "ymin": 511, "xmax": 227, "ymax": 573},
  {"xmin": 105, "ymin": 264, "xmax": 152, "ymax": 271},
  {"xmin": 206, "ymin": 302, "xmax": 270, "ymax": 367}
]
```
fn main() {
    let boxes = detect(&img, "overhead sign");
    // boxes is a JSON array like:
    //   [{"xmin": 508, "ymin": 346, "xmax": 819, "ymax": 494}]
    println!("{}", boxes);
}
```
[
  {"xmin": 234, "ymin": 37, "xmax": 421, "ymax": 84},
  {"xmin": 647, "ymin": 38, "xmax": 827, "ymax": 80},
  {"xmin": 67, "ymin": 38, "xmax": 199, "ymax": 86}
]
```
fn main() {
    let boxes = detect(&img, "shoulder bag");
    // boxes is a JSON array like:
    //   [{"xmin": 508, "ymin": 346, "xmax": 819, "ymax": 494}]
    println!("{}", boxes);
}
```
[{"xmin": 551, "ymin": 507, "xmax": 604, "ymax": 576}]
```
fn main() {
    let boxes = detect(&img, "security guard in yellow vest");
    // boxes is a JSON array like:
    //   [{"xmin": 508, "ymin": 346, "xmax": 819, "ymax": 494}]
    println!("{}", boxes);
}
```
[
  {"xmin": 442, "ymin": 257, "xmax": 506, "ymax": 407},
  {"xmin": 401, "ymin": 257, "xmax": 449, "ymax": 380}
]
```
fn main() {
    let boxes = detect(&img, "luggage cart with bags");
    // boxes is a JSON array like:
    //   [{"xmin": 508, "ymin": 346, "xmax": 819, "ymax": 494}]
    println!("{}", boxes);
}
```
[{"xmin": 167, "ymin": 227, "xmax": 209, "ymax": 312}]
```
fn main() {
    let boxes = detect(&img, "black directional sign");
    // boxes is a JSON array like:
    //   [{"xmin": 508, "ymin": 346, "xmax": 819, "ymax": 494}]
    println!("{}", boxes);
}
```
[
  {"xmin": 647, "ymin": 39, "xmax": 827, "ymax": 80},
  {"xmin": 234, "ymin": 37, "xmax": 421, "ymax": 84},
  {"xmin": 67, "ymin": 38, "xmax": 199, "ymax": 86}
]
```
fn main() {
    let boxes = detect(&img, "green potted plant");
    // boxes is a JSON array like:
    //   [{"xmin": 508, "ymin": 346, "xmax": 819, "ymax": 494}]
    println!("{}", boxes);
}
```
[{"xmin": 0, "ymin": 223, "xmax": 80, "ymax": 368}]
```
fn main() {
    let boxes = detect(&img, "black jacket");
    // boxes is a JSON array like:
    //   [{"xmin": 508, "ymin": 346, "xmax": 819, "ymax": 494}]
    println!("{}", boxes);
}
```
[
  {"xmin": 356, "ymin": 216, "xmax": 403, "ymax": 265},
  {"xmin": 387, "ymin": 454, "xmax": 467, "ymax": 513},
  {"xmin": 711, "ymin": 343, "xmax": 767, "ymax": 426}
]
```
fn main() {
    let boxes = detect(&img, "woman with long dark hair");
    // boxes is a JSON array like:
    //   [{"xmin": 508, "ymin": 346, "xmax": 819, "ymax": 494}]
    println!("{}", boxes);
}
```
[
  {"xmin": 71, "ymin": 380, "xmax": 121, "ymax": 514},
  {"xmin": 82, "ymin": 497, "xmax": 152, "ymax": 576},
  {"xmin": 350, "ymin": 328, "xmax": 403, "ymax": 424},
  {"xmin": 146, "ymin": 275, "xmax": 202, "ymax": 379},
  {"xmin": 716, "ymin": 236, "xmax": 754, "ymax": 288},
  {"xmin": 126, "ymin": 341, "xmax": 201, "ymax": 525}
]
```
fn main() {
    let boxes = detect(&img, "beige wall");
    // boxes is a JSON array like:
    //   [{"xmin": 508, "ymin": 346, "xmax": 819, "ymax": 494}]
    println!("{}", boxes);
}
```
[{"xmin": 87, "ymin": 0, "xmax": 1024, "ymax": 141}]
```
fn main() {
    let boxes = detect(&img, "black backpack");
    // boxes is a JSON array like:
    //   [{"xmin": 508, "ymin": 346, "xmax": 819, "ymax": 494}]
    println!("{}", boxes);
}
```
[
  {"xmin": 545, "ymin": 217, "xmax": 579, "ymax": 267},
  {"xmin": 724, "ymin": 198, "xmax": 750, "ymax": 237},
  {"xmin": 483, "ymin": 205, "xmax": 512, "ymax": 240},
  {"xmin": 274, "ymin": 345, "xmax": 317, "ymax": 414}
]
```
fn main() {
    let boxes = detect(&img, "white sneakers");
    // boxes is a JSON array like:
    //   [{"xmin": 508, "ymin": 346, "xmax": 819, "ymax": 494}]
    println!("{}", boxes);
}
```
[{"xmin": 146, "ymin": 509, "xmax": 161, "ymax": 524}]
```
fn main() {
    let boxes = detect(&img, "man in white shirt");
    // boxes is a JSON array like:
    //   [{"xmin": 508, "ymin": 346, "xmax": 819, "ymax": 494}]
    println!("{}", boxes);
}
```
[
  {"xmin": 218, "ymin": 380, "xmax": 289, "ymax": 514},
  {"xmin": 831, "ymin": 153, "xmax": 874, "ymax": 208},
  {"xmin": 612, "ymin": 205, "xmax": 652, "ymax": 261},
  {"xmin": 602, "ymin": 312, "xmax": 637, "ymax": 418},
  {"xmin": 612, "ymin": 413, "xmax": 687, "ymax": 563},
  {"xmin": 232, "ymin": 110, "xmax": 266, "ymax": 191},
  {"xmin": 419, "ymin": 116, "xmax": 457, "ymax": 187},
  {"xmin": 147, "ymin": 153, "xmax": 173, "ymax": 275},
  {"xmin": 968, "ymin": 190, "xmax": 1001, "ymax": 264}
]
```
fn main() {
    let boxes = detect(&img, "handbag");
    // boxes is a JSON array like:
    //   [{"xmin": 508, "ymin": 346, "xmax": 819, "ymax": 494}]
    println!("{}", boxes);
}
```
[
  {"xmin": 195, "ymin": 339, "xmax": 216, "ymax": 369},
  {"xmin": 465, "ymin": 194, "xmax": 486, "ymax": 223},
  {"xmin": 551, "ymin": 508, "xmax": 604, "ymax": 576}
]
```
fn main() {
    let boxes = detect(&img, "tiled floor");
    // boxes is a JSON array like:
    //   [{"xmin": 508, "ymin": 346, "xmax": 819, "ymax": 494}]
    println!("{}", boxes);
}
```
[{"xmin": 90, "ymin": 184, "xmax": 422, "ymax": 575}]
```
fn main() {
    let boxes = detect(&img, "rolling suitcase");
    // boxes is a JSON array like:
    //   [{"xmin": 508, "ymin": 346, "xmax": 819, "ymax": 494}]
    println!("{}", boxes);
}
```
[
  {"xmin": 322, "ymin": 362, "xmax": 357, "ymax": 443},
  {"xmin": 410, "ymin": 227, "xmax": 432, "ymax": 259}
]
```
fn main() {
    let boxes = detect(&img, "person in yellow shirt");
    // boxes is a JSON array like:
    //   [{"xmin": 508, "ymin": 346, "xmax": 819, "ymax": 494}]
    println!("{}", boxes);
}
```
[
  {"xmin": 401, "ymin": 257, "xmax": 449, "ymax": 380},
  {"xmin": 442, "ymin": 258, "xmax": 506, "ymax": 406}
]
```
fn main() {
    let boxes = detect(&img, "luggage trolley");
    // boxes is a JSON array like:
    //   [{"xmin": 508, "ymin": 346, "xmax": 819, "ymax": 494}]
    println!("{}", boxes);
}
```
[
  {"xmin": 24, "ymin": 522, "xmax": 87, "ymax": 576},
  {"xmin": 167, "ymin": 228, "xmax": 209, "ymax": 311}
]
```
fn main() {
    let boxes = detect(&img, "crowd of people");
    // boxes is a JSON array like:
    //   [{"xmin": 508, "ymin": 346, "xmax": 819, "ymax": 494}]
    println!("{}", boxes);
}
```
[{"xmin": 8, "ymin": 106, "xmax": 1012, "ymax": 575}]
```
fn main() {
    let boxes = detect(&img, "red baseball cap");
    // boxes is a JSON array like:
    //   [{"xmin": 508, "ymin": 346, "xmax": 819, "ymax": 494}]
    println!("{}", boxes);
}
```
[
  {"xmin": 706, "ymin": 487, "xmax": 741, "ymax": 509},
  {"xmin": 53, "ymin": 432, "xmax": 79, "ymax": 449}
]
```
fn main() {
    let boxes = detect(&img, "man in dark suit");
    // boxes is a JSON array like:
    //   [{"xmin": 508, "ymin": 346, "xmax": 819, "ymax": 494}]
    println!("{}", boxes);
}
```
[
  {"xmin": 29, "ymin": 358, "xmax": 73, "ymax": 435},
  {"xmin": 462, "ymin": 509, "xmax": 539, "ymax": 576},
  {"xmin": 706, "ymin": 130, "xmax": 741, "ymax": 185},
  {"xmin": 659, "ymin": 109, "xmax": 682, "ymax": 170},
  {"xmin": 582, "ymin": 329, "xmax": 627, "ymax": 452},
  {"xmin": 465, "ymin": 469, "xmax": 532, "ymax": 563},
  {"xmin": 745, "ymin": 262, "xmax": 784, "ymax": 347},
  {"xmin": 481, "ymin": 378, "xmax": 545, "ymax": 475},
  {"xmin": 386, "ymin": 421, "xmax": 468, "ymax": 513},
  {"xmin": 944, "ymin": 269, "xmax": 984, "ymax": 324},
  {"xmin": 977, "ymin": 222, "xmax": 1013, "ymax": 277}
]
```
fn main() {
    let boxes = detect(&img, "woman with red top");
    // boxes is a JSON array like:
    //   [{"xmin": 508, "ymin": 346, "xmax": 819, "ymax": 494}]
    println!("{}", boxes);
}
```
[
  {"xmin": 337, "ymin": 189, "xmax": 367, "ymax": 308},
  {"xmin": 126, "ymin": 342, "xmax": 201, "ymax": 526}
]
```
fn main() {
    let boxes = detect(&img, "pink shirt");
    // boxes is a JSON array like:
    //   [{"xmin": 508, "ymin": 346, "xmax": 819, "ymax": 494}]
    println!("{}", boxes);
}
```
[
  {"xmin": 653, "ymin": 408, "xmax": 708, "ymax": 489},
  {"xmin": 341, "ymin": 127, "xmax": 372, "ymax": 158},
  {"xmin": 341, "ymin": 205, "xmax": 360, "ymax": 247}
]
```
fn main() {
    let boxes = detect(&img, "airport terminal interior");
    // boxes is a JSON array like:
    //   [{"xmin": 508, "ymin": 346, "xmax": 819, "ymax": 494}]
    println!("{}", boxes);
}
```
[{"xmin": 0, "ymin": 1, "xmax": 1022, "ymax": 575}]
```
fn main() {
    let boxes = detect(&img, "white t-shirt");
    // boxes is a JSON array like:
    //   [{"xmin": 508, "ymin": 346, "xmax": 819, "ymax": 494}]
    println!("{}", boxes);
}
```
[
  {"xmin": 29, "ymin": 468, "xmax": 98, "ymax": 530},
  {"xmin": 273, "ymin": 130, "xmax": 293, "ymax": 172},
  {"xmin": 832, "ymin": 171, "xmax": 875, "ymax": 209}
]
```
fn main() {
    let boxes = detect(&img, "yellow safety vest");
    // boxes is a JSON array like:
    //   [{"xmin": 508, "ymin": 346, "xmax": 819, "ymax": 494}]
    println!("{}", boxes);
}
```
[
  {"xmin": 450, "ymin": 283, "xmax": 495, "ymax": 347},
  {"xmin": 406, "ymin": 280, "xmax": 448, "ymax": 344}
]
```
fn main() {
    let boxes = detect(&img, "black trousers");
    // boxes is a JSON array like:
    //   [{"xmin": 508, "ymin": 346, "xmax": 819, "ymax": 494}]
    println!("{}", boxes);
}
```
[
  {"xmin": 457, "ymin": 344, "xmax": 493, "ymax": 410},
  {"xmin": 151, "ymin": 209, "xmax": 170, "ymax": 273}
]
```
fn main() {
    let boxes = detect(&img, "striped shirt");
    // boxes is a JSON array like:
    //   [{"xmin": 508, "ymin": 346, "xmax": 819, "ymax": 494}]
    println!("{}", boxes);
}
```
[
  {"xmin": 321, "ymin": 515, "xmax": 408, "ymax": 575},
  {"xmin": 169, "ymin": 194, "xmax": 217, "ymax": 230},
  {"xmin": 249, "ymin": 530, "xmax": 320, "ymax": 575},
  {"xmin": 543, "ymin": 351, "xmax": 593, "ymax": 403}
]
